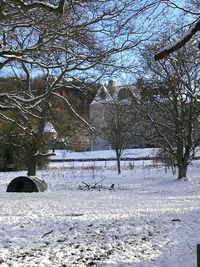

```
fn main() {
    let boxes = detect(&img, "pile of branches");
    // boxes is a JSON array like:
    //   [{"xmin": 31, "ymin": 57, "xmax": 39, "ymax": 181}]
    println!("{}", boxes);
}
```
[{"xmin": 78, "ymin": 178, "xmax": 115, "ymax": 191}]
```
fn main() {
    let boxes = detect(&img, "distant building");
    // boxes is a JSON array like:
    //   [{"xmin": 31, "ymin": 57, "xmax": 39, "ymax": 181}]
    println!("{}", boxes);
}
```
[
  {"xmin": 43, "ymin": 122, "xmax": 57, "ymax": 141},
  {"xmin": 90, "ymin": 80, "xmax": 137, "ymax": 151}
]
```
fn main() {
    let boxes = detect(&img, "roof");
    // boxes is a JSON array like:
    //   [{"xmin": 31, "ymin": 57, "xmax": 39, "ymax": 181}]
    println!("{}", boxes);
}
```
[
  {"xmin": 90, "ymin": 83, "xmax": 136, "ymax": 106},
  {"xmin": 111, "ymin": 85, "xmax": 136, "ymax": 100},
  {"xmin": 90, "ymin": 86, "xmax": 112, "ymax": 105},
  {"xmin": 43, "ymin": 122, "xmax": 57, "ymax": 133}
]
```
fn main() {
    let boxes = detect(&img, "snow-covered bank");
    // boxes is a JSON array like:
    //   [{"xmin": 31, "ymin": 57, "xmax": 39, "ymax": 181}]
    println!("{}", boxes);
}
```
[
  {"xmin": 49, "ymin": 147, "xmax": 200, "ymax": 161},
  {"xmin": 0, "ymin": 156, "xmax": 200, "ymax": 266},
  {"xmin": 49, "ymin": 148, "xmax": 157, "ymax": 161}
]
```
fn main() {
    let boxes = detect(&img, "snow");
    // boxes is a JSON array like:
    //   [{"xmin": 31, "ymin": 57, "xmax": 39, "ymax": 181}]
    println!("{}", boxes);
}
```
[
  {"xmin": 0, "ymin": 149, "xmax": 200, "ymax": 266},
  {"xmin": 50, "ymin": 148, "xmax": 157, "ymax": 160},
  {"xmin": 43, "ymin": 122, "xmax": 57, "ymax": 133}
]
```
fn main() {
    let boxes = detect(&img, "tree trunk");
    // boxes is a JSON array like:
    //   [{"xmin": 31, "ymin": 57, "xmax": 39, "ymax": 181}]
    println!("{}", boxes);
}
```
[
  {"xmin": 116, "ymin": 150, "xmax": 121, "ymax": 174},
  {"xmin": 177, "ymin": 164, "xmax": 187, "ymax": 179},
  {"xmin": 27, "ymin": 155, "xmax": 37, "ymax": 176},
  {"xmin": 27, "ymin": 121, "xmax": 45, "ymax": 176}
]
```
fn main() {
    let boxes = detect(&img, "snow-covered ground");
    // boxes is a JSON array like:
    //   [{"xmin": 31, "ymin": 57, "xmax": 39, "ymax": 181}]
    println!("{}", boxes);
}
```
[
  {"xmin": 0, "ymin": 150, "xmax": 200, "ymax": 267},
  {"xmin": 49, "ymin": 147, "xmax": 200, "ymax": 161},
  {"xmin": 49, "ymin": 148, "xmax": 158, "ymax": 161}
]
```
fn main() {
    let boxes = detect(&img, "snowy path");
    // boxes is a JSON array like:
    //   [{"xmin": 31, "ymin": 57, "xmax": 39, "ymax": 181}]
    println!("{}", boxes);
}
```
[{"xmin": 0, "ymin": 162, "xmax": 200, "ymax": 266}]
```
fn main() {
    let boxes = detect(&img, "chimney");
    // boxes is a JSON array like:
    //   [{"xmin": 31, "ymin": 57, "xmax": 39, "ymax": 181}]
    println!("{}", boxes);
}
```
[{"xmin": 107, "ymin": 80, "xmax": 116, "ymax": 95}]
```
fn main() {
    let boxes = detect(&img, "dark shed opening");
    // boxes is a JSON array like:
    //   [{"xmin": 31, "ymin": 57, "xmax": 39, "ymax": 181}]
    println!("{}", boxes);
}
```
[{"xmin": 7, "ymin": 176, "xmax": 48, "ymax": 193}]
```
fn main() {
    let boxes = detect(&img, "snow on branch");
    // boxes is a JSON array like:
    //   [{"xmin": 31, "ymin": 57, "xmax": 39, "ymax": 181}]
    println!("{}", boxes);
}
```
[
  {"xmin": 155, "ymin": 17, "xmax": 200, "ymax": 60},
  {"xmin": 14, "ymin": 0, "xmax": 66, "ymax": 14},
  {"xmin": 34, "ymin": 151, "xmax": 56, "ymax": 158}
]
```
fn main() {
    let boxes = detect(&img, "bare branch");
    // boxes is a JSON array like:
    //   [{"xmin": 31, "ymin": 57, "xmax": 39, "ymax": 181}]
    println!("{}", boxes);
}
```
[
  {"xmin": 155, "ymin": 17, "xmax": 200, "ymax": 60},
  {"xmin": 52, "ymin": 92, "xmax": 95, "ymax": 132}
]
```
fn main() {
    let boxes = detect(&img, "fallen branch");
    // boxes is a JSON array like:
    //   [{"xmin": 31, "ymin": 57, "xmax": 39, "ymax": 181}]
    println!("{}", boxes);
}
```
[
  {"xmin": 79, "ymin": 179, "xmax": 115, "ymax": 191},
  {"xmin": 41, "ymin": 229, "xmax": 53, "ymax": 238},
  {"xmin": 93, "ymin": 178, "xmax": 105, "ymax": 187},
  {"xmin": 81, "ymin": 181, "xmax": 90, "ymax": 189}
]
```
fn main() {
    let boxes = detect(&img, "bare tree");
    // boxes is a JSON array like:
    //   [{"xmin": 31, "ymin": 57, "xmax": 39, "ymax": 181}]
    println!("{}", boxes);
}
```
[
  {"xmin": 2, "ymin": 0, "xmax": 198, "ymax": 115},
  {"xmin": 101, "ymin": 91, "xmax": 140, "ymax": 174},
  {"xmin": 1, "ymin": 0, "xmax": 162, "ymax": 166},
  {"xmin": 0, "ymin": 0, "xmax": 146, "ymax": 111},
  {"xmin": 139, "ymin": 43, "xmax": 200, "ymax": 179},
  {"xmin": 1, "ymin": 1, "xmax": 199, "ymax": 175},
  {"xmin": 0, "ymin": 0, "xmax": 146, "ymax": 174},
  {"xmin": 103, "ymin": 102, "xmax": 130, "ymax": 174}
]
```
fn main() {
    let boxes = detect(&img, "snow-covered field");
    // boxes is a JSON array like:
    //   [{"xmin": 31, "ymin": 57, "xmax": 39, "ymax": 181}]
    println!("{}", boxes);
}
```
[
  {"xmin": 49, "ymin": 148, "xmax": 157, "ymax": 161},
  {"xmin": 0, "ymin": 151, "xmax": 200, "ymax": 267}
]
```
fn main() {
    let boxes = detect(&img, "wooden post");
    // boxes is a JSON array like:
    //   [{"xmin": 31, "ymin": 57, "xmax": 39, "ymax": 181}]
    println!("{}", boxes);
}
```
[{"xmin": 197, "ymin": 244, "xmax": 200, "ymax": 267}]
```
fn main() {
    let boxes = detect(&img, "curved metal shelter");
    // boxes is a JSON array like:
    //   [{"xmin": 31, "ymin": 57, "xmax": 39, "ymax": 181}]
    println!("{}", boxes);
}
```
[{"xmin": 6, "ymin": 176, "xmax": 48, "ymax": 193}]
